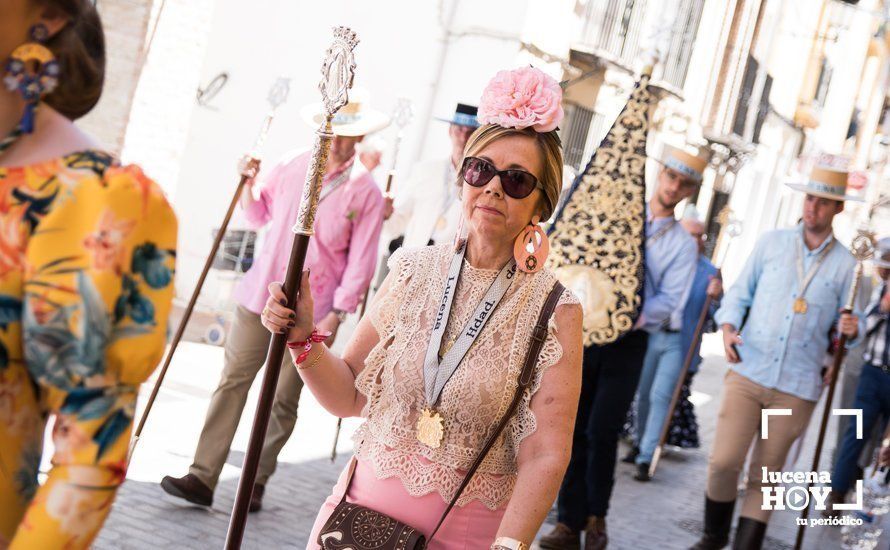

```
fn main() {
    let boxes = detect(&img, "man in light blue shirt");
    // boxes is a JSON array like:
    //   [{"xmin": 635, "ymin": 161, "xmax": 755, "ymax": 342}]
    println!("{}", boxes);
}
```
[
  {"xmin": 627, "ymin": 217, "xmax": 720, "ymax": 480},
  {"xmin": 620, "ymin": 147, "xmax": 703, "ymax": 479},
  {"xmin": 690, "ymin": 162, "xmax": 863, "ymax": 550}
]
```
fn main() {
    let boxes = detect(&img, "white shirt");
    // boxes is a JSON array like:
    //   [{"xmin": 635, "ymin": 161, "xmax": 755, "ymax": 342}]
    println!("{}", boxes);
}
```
[{"xmin": 384, "ymin": 158, "xmax": 462, "ymax": 248}]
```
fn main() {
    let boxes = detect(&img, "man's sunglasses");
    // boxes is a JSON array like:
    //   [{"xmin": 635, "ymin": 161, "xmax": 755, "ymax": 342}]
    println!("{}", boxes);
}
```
[{"xmin": 460, "ymin": 157, "xmax": 543, "ymax": 199}]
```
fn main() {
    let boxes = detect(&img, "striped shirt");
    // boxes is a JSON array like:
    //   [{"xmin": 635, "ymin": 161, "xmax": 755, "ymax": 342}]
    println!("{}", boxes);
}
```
[{"xmin": 864, "ymin": 282, "xmax": 889, "ymax": 369}]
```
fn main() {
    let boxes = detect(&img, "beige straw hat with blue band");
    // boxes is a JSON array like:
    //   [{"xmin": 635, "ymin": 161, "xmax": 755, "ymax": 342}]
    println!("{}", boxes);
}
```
[
  {"xmin": 658, "ymin": 144, "xmax": 708, "ymax": 182},
  {"xmin": 785, "ymin": 165, "xmax": 863, "ymax": 202}
]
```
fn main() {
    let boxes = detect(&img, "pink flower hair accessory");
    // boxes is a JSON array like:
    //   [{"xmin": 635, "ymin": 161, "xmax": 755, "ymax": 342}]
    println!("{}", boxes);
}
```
[{"xmin": 477, "ymin": 66, "xmax": 564, "ymax": 133}]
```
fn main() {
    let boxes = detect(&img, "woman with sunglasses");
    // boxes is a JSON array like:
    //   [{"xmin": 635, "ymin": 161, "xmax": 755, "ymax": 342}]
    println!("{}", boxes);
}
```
[
  {"xmin": 261, "ymin": 67, "xmax": 582, "ymax": 550},
  {"xmin": 0, "ymin": 2, "xmax": 176, "ymax": 548}
]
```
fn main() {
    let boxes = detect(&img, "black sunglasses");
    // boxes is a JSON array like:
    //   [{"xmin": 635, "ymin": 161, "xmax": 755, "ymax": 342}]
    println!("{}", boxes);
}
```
[{"xmin": 460, "ymin": 157, "xmax": 543, "ymax": 199}]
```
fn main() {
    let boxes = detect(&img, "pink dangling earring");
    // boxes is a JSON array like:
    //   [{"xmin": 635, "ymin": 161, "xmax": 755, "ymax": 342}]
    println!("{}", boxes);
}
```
[{"xmin": 513, "ymin": 216, "xmax": 549, "ymax": 273}]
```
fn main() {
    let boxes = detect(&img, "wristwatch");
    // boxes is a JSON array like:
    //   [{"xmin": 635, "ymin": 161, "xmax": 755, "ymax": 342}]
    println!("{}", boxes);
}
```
[
  {"xmin": 491, "ymin": 537, "xmax": 528, "ymax": 550},
  {"xmin": 333, "ymin": 308, "xmax": 348, "ymax": 323}
]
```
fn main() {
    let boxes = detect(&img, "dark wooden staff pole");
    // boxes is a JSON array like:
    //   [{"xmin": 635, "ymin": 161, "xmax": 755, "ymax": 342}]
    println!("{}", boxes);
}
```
[
  {"xmin": 224, "ymin": 27, "xmax": 358, "ymax": 549},
  {"xmin": 329, "ymin": 167, "xmax": 394, "ymax": 462},
  {"xmin": 792, "ymin": 314, "xmax": 852, "ymax": 548},
  {"xmin": 129, "ymin": 78, "xmax": 290, "ymax": 463},
  {"xmin": 129, "ymin": 168, "xmax": 254, "ymax": 460},
  {"xmin": 649, "ymin": 271, "xmax": 721, "ymax": 477},
  {"xmin": 794, "ymin": 234, "xmax": 873, "ymax": 550},
  {"xmin": 330, "ymin": 98, "xmax": 412, "ymax": 462}
]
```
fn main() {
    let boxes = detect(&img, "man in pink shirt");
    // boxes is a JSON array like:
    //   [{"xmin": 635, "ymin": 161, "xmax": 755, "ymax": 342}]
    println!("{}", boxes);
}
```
[{"xmin": 161, "ymin": 97, "xmax": 389, "ymax": 512}]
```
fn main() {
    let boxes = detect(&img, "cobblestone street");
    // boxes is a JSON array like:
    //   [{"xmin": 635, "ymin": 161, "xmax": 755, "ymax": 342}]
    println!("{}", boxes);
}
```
[{"xmin": 92, "ymin": 335, "xmax": 886, "ymax": 549}]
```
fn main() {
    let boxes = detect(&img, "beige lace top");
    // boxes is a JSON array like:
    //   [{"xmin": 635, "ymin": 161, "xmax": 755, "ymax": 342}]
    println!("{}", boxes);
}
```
[{"xmin": 353, "ymin": 243, "xmax": 579, "ymax": 509}]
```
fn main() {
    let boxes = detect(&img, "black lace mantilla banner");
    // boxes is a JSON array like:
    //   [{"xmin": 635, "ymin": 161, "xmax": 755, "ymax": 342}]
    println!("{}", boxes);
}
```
[{"xmin": 547, "ymin": 70, "xmax": 652, "ymax": 346}]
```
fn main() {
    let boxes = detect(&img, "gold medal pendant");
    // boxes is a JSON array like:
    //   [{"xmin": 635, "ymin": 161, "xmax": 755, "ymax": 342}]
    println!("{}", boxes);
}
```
[
  {"xmin": 416, "ymin": 408, "xmax": 445, "ymax": 448},
  {"xmin": 793, "ymin": 297, "xmax": 808, "ymax": 314}
]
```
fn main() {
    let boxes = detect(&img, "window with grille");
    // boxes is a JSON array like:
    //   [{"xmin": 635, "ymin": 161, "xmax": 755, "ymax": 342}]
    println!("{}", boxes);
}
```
[
  {"xmin": 580, "ymin": 0, "xmax": 704, "ymax": 89},
  {"xmin": 211, "ymin": 229, "xmax": 256, "ymax": 274},
  {"xmin": 562, "ymin": 103, "xmax": 595, "ymax": 170},
  {"xmin": 814, "ymin": 58, "xmax": 833, "ymax": 109},
  {"xmin": 732, "ymin": 55, "xmax": 773, "ymax": 143}
]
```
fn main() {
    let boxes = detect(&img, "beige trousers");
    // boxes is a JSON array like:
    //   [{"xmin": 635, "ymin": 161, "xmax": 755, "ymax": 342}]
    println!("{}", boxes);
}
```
[
  {"xmin": 706, "ymin": 370, "xmax": 816, "ymax": 522},
  {"xmin": 189, "ymin": 305, "xmax": 304, "ymax": 489}
]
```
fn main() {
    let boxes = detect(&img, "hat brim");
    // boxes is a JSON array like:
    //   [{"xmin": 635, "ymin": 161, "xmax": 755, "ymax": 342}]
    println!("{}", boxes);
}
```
[
  {"xmin": 784, "ymin": 182, "xmax": 864, "ymax": 202},
  {"xmin": 300, "ymin": 104, "xmax": 391, "ymax": 137}
]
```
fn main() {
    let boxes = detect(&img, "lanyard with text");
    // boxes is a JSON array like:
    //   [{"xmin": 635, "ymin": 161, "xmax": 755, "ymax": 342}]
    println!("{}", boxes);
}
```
[
  {"xmin": 792, "ymin": 235, "xmax": 836, "ymax": 314},
  {"xmin": 647, "ymin": 218, "xmax": 677, "ymax": 245},
  {"xmin": 318, "ymin": 161, "xmax": 355, "ymax": 205},
  {"xmin": 416, "ymin": 241, "xmax": 518, "ymax": 448}
]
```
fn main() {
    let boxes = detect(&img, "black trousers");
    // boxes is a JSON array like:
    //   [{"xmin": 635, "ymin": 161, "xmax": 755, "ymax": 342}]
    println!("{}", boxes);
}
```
[{"xmin": 557, "ymin": 330, "xmax": 649, "ymax": 527}]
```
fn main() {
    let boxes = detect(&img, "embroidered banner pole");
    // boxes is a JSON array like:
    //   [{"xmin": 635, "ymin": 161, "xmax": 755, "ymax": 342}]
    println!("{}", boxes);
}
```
[
  {"xmin": 547, "ymin": 66, "xmax": 653, "ymax": 346},
  {"xmin": 224, "ymin": 28, "xmax": 358, "ymax": 549},
  {"xmin": 128, "ymin": 77, "xmax": 291, "ymax": 464}
]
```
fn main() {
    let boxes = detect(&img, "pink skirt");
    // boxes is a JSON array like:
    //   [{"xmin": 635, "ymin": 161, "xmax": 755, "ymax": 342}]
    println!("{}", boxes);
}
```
[{"xmin": 306, "ymin": 457, "xmax": 505, "ymax": 549}]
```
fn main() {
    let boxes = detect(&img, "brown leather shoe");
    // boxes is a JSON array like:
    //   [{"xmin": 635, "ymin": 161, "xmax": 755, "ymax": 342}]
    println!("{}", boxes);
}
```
[
  {"xmin": 633, "ymin": 463, "xmax": 651, "ymax": 482},
  {"xmin": 160, "ymin": 474, "xmax": 213, "ymax": 507},
  {"xmin": 585, "ymin": 516, "xmax": 607, "ymax": 550},
  {"xmin": 249, "ymin": 484, "xmax": 264, "ymax": 513},
  {"xmin": 538, "ymin": 522, "xmax": 581, "ymax": 550},
  {"xmin": 620, "ymin": 446, "xmax": 640, "ymax": 464},
  {"xmin": 822, "ymin": 490, "xmax": 845, "ymax": 518}
]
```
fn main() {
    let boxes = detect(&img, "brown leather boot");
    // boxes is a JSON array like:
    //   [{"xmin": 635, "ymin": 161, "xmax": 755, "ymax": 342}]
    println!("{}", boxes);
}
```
[
  {"xmin": 249, "ymin": 483, "xmax": 265, "ymax": 513},
  {"xmin": 584, "ymin": 516, "xmax": 607, "ymax": 550},
  {"xmin": 689, "ymin": 496, "xmax": 735, "ymax": 550},
  {"xmin": 822, "ymin": 489, "xmax": 845, "ymax": 518},
  {"xmin": 731, "ymin": 517, "xmax": 766, "ymax": 550},
  {"xmin": 160, "ymin": 473, "xmax": 213, "ymax": 507},
  {"xmin": 538, "ymin": 522, "xmax": 581, "ymax": 550}
]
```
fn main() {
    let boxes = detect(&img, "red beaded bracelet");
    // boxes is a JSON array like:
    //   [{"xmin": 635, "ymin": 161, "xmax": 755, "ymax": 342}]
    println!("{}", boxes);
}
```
[{"xmin": 286, "ymin": 329, "xmax": 331, "ymax": 364}]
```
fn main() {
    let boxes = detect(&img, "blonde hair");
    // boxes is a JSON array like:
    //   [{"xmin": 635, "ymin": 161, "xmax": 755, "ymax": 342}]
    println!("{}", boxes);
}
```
[{"xmin": 460, "ymin": 124, "xmax": 563, "ymax": 220}]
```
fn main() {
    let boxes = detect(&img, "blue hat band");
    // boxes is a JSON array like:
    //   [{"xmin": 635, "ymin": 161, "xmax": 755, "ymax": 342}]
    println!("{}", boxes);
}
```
[
  {"xmin": 805, "ymin": 181, "xmax": 847, "ymax": 198},
  {"xmin": 451, "ymin": 112, "xmax": 479, "ymax": 127},
  {"xmin": 664, "ymin": 157, "xmax": 703, "ymax": 181},
  {"xmin": 332, "ymin": 112, "xmax": 361, "ymax": 125}
]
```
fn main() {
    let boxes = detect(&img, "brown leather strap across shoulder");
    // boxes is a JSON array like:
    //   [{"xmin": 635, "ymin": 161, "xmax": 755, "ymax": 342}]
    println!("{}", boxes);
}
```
[{"xmin": 429, "ymin": 280, "xmax": 565, "ymax": 540}]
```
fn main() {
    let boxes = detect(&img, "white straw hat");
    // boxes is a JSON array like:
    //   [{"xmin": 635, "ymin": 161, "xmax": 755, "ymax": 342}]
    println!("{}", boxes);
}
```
[{"xmin": 300, "ymin": 88, "xmax": 390, "ymax": 137}]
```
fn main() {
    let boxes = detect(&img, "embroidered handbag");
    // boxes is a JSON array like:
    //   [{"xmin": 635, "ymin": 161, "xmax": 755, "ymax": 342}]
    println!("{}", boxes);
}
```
[{"xmin": 317, "ymin": 282, "xmax": 565, "ymax": 549}]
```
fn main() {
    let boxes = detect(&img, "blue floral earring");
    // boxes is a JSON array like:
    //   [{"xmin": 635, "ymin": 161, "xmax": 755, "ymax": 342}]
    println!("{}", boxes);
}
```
[{"xmin": 3, "ymin": 23, "xmax": 60, "ymax": 135}]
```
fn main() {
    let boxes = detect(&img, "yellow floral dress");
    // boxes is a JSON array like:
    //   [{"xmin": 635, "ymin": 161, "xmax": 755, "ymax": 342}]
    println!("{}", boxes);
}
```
[{"xmin": 0, "ymin": 150, "xmax": 176, "ymax": 549}]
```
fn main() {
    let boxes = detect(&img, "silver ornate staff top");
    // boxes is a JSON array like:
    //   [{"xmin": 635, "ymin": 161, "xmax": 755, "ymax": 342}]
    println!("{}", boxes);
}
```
[
  {"xmin": 843, "ymin": 229, "xmax": 876, "ymax": 311},
  {"xmin": 388, "ymin": 97, "xmax": 413, "ymax": 173},
  {"xmin": 293, "ymin": 27, "xmax": 359, "ymax": 236},
  {"xmin": 851, "ymin": 230, "xmax": 877, "ymax": 262},
  {"xmin": 382, "ymin": 97, "xmax": 414, "ymax": 196},
  {"xmin": 248, "ymin": 77, "xmax": 291, "ymax": 158}
]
